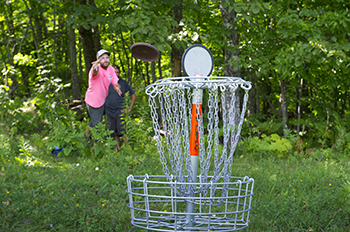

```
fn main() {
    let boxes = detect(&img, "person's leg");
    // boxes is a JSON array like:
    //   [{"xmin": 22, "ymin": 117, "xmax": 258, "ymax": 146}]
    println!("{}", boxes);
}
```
[
  {"xmin": 85, "ymin": 126, "xmax": 91, "ymax": 137},
  {"xmin": 114, "ymin": 135, "xmax": 122, "ymax": 152},
  {"xmin": 107, "ymin": 113, "xmax": 120, "ymax": 151},
  {"xmin": 115, "ymin": 111, "xmax": 127, "ymax": 150},
  {"xmin": 86, "ymin": 103, "xmax": 104, "ymax": 137},
  {"xmin": 120, "ymin": 134, "xmax": 128, "ymax": 145}
]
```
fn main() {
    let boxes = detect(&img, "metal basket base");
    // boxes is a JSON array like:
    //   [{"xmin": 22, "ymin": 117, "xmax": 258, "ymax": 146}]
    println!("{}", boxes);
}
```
[{"xmin": 126, "ymin": 175, "xmax": 254, "ymax": 231}]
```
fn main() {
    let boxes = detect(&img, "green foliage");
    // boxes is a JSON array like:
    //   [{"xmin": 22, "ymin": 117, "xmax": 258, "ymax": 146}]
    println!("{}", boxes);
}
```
[
  {"xmin": 298, "ymin": 110, "xmax": 350, "ymax": 149},
  {"xmin": 47, "ymin": 121, "xmax": 86, "ymax": 156},
  {"xmin": 119, "ymin": 91, "xmax": 158, "ymax": 168},
  {"xmin": 2, "ymin": 0, "xmax": 350, "ymax": 148},
  {"xmin": 240, "ymin": 133, "xmax": 293, "ymax": 158},
  {"xmin": 15, "ymin": 136, "xmax": 48, "ymax": 167},
  {"xmin": 242, "ymin": 114, "xmax": 284, "ymax": 137},
  {"xmin": 45, "ymin": 120, "xmax": 118, "ymax": 160},
  {"xmin": 333, "ymin": 127, "xmax": 350, "ymax": 156},
  {"xmin": 0, "ymin": 99, "xmax": 41, "ymax": 134},
  {"xmin": 0, "ymin": 131, "xmax": 11, "ymax": 164},
  {"xmin": 336, "ymin": 180, "xmax": 350, "ymax": 213},
  {"xmin": 89, "ymin": 122, "xmax": 118, "ymax": 159}
]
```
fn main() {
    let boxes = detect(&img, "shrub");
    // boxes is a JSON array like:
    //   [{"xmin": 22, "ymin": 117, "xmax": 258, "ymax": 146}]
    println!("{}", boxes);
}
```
[{"xmin": 239, "ymin": 133, "xmax": 293, "ymax": 158}]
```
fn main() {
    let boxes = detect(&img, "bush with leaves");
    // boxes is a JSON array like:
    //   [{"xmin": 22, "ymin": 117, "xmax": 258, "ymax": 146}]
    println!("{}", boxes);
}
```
[
  {"xmin": 241, "ymin": 114, "xmax": 284, "ymax": 138},
  {"xmin": 46, "ymin": 120, "xmax": 118, "ymax": 159},
  {"xmin": 239, "ymin": 130, "xmax": 298, "ymax": 158}
]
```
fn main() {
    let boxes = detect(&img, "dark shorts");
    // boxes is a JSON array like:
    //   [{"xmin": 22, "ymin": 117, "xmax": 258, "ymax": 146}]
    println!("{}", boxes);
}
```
[
  {"xmin": 86, "ymin": 103, "xmax": 105, "ymax": 128},
  {"xmin": 107, "ymin": 111, "xmax": 125, "ymax": 137}
]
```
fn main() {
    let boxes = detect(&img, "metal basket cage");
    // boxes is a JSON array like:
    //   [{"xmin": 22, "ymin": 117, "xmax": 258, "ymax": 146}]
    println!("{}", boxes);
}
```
[
  {"xmin": 127, "ymin": 174, "xmax": 254, "ymax": 231},
  {"xmin": 126, "ymin": 76, "xmax": 255, "ymax": 231}
]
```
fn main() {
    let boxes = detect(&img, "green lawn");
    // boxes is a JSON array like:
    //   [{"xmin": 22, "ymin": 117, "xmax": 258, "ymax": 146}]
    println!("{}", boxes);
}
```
[{"xmin": 1, "ymin": 141, "xmax": 349, "ymax": 231}]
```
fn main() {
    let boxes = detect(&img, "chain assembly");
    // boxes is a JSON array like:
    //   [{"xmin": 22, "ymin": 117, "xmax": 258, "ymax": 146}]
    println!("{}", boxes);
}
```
[{"xmin": 146, "ymin": 76, "xmax": 251, "ymax": 200}]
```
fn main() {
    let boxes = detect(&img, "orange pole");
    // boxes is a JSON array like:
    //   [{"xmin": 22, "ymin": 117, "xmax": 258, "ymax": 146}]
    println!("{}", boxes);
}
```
[
  {"xmin": 190, "ymin": 104, "xmax": 202, "ymax": 156},
  {"xmin": 186, "ymin": 88, "xmax": 203, "ymax": 227}
]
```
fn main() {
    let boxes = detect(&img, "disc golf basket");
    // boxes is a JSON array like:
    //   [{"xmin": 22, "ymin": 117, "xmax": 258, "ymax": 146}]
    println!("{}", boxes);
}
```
[{"xmin": 127, "ymin": 44, "xmax": 254, "ymax": 231}]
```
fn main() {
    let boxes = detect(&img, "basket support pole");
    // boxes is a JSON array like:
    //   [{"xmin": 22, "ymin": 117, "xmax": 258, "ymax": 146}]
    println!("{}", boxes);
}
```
[{"xmin": 185, "ymin": 88, "xmax": 203, "ymax": 228}]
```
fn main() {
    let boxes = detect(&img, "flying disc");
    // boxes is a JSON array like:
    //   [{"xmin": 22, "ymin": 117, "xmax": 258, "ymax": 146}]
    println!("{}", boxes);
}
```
[
  {"xmin": 181, "ymin": 44, "xmax": 213, "ymax": 76},
  {"xmin": 130, "ymin": 43, "xmax": 160, "ymax": 62}
]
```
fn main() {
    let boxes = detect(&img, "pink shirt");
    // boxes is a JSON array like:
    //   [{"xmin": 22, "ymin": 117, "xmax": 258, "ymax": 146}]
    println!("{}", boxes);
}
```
[{"xmin": 85, "ymin": 65, "xmax": 119, "ymax": 108}]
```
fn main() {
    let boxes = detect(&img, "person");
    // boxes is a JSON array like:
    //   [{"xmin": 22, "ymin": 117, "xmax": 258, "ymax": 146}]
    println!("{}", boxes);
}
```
[
  {"xmin": 85, "ymin": 49, "xmax": 122, "ymax": 138},
  {"xmin": 105, "ymin": 65, "xmax": 137, "ymax": 151}
]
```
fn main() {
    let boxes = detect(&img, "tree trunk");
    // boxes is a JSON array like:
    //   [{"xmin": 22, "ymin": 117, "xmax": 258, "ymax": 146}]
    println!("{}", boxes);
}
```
[
  {"xmin": 280, "ymin": 78, "xmax": 288, "ymax": 137},
  {"xmin": 262, "ymin": 80, "xmax": 278, "ymax": 117},
  {"xmin": 248, "ymin": 71, "xmax": 256, "ymax": 116},
  {"xmin": 220, "ymin": 0, "xmax": 241, "ymax": 127},
  {"xmin": 248, "ymin": 70, "xmax": 260, "ymax": 115},
  {"xmin": 341, "ymin": 92, "xmax": 347, "ymax": 115},
  {"xmin": 220, "ymin": 1, "xmax": 240, "ymax": 77},
  {"xmin": 2, "ymin": 5, "xmax": 18, "ymax": 94},
  {"xmin": 79, "ymin": 25, "xmax": 101, "ymax": 79},
  {"xmin": 52, "ymin": 11, "xmax": 58, "ymax": 77},
  {"xmin": 68, "ymin": 27, "xmax": 81, "ymax": 100},
  {"xmin": 120, "ymin": 33, "xmax": 131, "ymax": 83},
  {"xmin": 77, "ymin": 0, "xmax": 101, "ymax": 79},
  {"xmin": 79, "ymin": 46, "xmax": 83, "ymax": 84},
  {"xmin": 28, "ymin": 0, "xmax": 45, "ymax": 43},
  {"xmin": 255, "ymin": 72, "xmax": 260, "ymax": 114},
  {"xmin": 296, "ymin": 77, "xmax": 303, "ymax": 135},
  {"xmin": 158, "ymin": 52, "xmax": 163, "ymax": 79},
  {"xmin": 151, "ymin": 61, "xmax": 156, "ymax": 83},
  {"xmin": 172, "ymin": 1, "xmax": 183, "ymax": 77},
  {"xmin": 0, "ymin": 48, "xmax": 9, "ymax": 94},
  {"xmin": 145, "ymin": 62, "xmax": 150, "ymax": 85}
]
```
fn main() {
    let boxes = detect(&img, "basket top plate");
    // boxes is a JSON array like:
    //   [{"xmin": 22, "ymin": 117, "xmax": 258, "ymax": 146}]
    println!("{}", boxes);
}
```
[{"xmin": 181, "ymin": 44, "xmax": 213, "ymax": 77}]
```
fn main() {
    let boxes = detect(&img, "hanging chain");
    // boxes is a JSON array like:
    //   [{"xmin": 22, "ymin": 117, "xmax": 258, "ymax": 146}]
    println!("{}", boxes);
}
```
[{"xmin": 146, "ymin": 78, "xmax": 251, "ymax": 198}]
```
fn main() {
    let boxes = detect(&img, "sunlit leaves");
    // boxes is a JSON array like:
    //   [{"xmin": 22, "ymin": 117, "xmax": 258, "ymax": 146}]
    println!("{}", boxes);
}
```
[{"xmin": 13, "ymin": 53, "xmax": 37, "ymax": 66}]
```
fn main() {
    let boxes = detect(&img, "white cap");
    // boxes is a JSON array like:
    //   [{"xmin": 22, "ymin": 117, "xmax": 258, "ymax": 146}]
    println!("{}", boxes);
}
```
[{"xmin": 96, "ymin": 49, "xmax": 110, "ymax": 59}]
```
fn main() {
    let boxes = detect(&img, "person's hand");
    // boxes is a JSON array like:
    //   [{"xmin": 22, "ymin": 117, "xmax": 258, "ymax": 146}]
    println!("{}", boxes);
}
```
[
  {"xmin": 91, "ymin": 57, "xmax": 101, "ymax": 74},
  {"xmin": 92, "ymin": 57, "xmax": 101, "ymax": 66},
  {"xmin": 113, "ymin": 83, "xmax": 122, "ymax": 96},
  {"xmin": 116, "ymin": 87, "xmax": 122, "ymax": 96},
  {"xmin": 121, "ymin": 107, "xmax": 131, "ymax": 114}
]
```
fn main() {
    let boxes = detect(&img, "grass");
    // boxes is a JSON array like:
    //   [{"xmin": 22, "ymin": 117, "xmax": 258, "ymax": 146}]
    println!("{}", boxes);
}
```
[
  {"xmin": 238, "ymin": 156, "xmax": 350, "ymax": 231},
  {"xmin": 1, "ymin": 126, "xmax": 350, "ymax": 231}
]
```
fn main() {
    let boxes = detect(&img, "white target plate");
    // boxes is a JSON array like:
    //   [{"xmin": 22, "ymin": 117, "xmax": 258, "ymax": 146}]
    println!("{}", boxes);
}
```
[{"xmin": 181, "ymin": 44, "xmax": 213, "ymax": 77}]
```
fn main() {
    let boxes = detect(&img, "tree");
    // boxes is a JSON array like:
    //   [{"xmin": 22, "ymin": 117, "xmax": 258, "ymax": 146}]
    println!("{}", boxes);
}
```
[
  {"xmin": 220, "ymin": 0, "xmax": 240, "ymax": 77},
  {"xmin": 76, "ymin": 0, "xmax": 101, "ymax": 81},
  {"xmin": 68, "ymin": 26, "xmax": 81, "ymax": 100},
  {"xmin": 0, "ymin": 0, "xmax": 349, "ymax": 146},
  {"xmin": 1, "ymin": 2, "xmax": 19, "ymax": 94},
  {"xmin": 171, "ymin": 1, "xmax": 184, "ymax": 77},
  {"xmin": 220, "ymin": 0, "xmax": 242, "ymax": 128}
]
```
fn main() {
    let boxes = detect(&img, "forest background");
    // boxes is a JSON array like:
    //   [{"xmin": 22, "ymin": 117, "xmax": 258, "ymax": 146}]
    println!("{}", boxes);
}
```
[{"xmin": 1, "ymin": 0, "xmax": 350, "ymax": 231}]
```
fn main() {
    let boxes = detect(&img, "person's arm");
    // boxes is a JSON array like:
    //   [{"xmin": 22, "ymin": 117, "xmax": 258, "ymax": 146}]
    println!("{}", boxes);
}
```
[
  {"xmin": 113, "ymin": 83, "xmax": 122, "ymax": 96},
  {"xmin": 129, "ymin": 93, "xmax": 137, "ymax": 112},
  {"xmin": 91, "ymin": 57, "xmax": 101, "ymax": 76},
  {"xmin": 110, "ymin": 68, "xmax": 122, "ymax": 95},
  {"xmin": 122, "ymin": 93, "xmax": 137, "ymax": 113}
]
